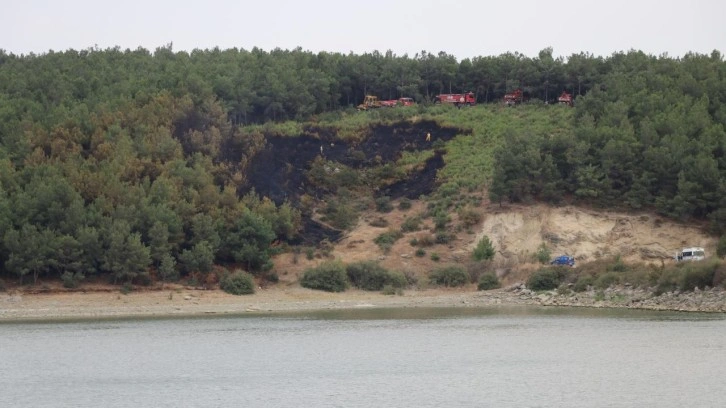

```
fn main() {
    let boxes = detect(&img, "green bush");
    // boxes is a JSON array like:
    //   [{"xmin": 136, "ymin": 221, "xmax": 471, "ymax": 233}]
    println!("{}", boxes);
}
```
[
  {"xmin": 430, "ymin": 253, "xmax": 440, "ymax": 262},
  {"xmin": 655, "ymin": 261, "xmax": 719, "ymax": 294},
  {"xmin": 369, "ymin": 217, "xmax": 389, "ymax": 227},
  {"xmin": 472, "ymin": 236, "xmax": 495, "ymax": 261},
  {"xmin": 346, "ymin": 261, "xmax": 407, "ymax": 291},
  {"xmin": 120, "ymin": 282, "xmax": 133, "ymax": 295},
  {"xmin": 679, "ymin": 262, "xmax": 717, "ymax": 291},
  {"xmin": 400, "ymin": 216, "xmax": 422, "ymax": 232},
  {"xmin": 415, "ymin": 248, "xmax": 426, "ymax": 257},
  {"xmin": 375, "ymin": 196, "xmax": 394, "ymax": 213},
  {"xmin": 606, "ymin": 256, "xmax": 627, "ymax": 272},
  {"xmin": 305, "ymin": 247, "xmax": 315, "ymax": 260},
  {"xmin": 429, "ymin": 266, "xmax": 469, "ymax": 287},
  {"xmin": 433, "ymin": 212, "xmax": 450, "ymax": 230},
  {"xmin": 527, "ymin": 268, "xmax": 568, "ymax": 291},
  {"xmin": 220, "ymin": 270, "xmax": 256, "ymax": 295},
  {"xmin": 594, "ymin": 272, "xmax": 620, "ymax": 289},
  {"xmin": 655, "ymin": 269, "xmax": 681, "ymax": 295},
  {"xmin": 61, "ymin": 271, "xmax": 85, "ymax": 289},
  {"xmin": 718, "ymin": 235, "xmax": 726, "ymax": 258},
  {"xmin": 435, "ymin": 232, "xmax": 454, "ymax": 244},
  {"xmin": 535, "ymin": 243, "xmax": 551, "ymax": 264},
  {"xmin": 458, "ymin": 207, "xmax": 482, "ymax": 228},
  {"xmin": 301, "ymin": 261, "xmax": 348, "ymax": 292},
  {"xmin": 477, "ymin": 272, "xmax": 501, "ymax": 290},
  {"xmin": 573, "ymin": 275, "xmax": 594, "ymax": 292},
  {"xmin": 374, "ymin": 229, "xmax": 403, "ymax": 252},
  {"xmin": 398, "ymin": 198, "xmax": 412, "ymax": 211}
]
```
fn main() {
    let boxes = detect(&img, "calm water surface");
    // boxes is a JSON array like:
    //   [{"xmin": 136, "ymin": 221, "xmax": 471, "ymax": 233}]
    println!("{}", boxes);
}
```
[{"xmin": 1, "ymin": 306, "xmax": 725, "ymax": 408}]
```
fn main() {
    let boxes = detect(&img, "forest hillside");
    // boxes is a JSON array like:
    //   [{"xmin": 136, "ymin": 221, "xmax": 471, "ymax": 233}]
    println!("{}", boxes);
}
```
[{"xmin": 0, "ymin": 46, "xmax": 725, "ymax": 291}]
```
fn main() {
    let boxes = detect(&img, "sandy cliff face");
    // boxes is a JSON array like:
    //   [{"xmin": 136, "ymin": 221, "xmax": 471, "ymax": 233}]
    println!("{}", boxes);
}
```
[{"xmin": 473, "ymin": 205, "xmax": 716, "ymax": 264}]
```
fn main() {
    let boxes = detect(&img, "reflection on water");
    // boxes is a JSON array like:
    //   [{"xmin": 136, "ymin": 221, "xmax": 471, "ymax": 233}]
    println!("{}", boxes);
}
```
[{"xmin": 1, "ymin": 306, "xmax": 725, "ymax": 408}]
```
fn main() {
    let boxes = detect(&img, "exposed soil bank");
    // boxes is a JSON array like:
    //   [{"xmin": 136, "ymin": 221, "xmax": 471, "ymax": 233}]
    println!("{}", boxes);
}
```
[{"xmin": 2, "ymin": 285, "xmax": 724, "ymax": 322}]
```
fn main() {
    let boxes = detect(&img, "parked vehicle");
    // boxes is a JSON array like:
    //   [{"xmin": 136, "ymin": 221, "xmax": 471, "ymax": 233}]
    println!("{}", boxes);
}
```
[
  {"xmin": 557, "ymin": 91, "xmax": 574, "ymax": 106},
  {"xmin": 550, "ymin": 255, "xmax": 575, "ymax": 267},
  {"xmin": 398, "ymin": 97, "xmax": 414, "ymax": 106},
  {"xmin": 503, "ymin": 89, "xmax": 525, "ymax": 106},
  {"xmin": 433, "ymin": 92, "xmax": 476, "ymax": 107},
  {"xmin": 380, "ymin": 97, "xmax": 415, "ymax": 107},
  {"xmin": 675, "ymin": 247, "xmax": 706, "ymax": 262},
  {"xmin": 357, "ymin": 95, "xmax": 382, "ymax": 110}
]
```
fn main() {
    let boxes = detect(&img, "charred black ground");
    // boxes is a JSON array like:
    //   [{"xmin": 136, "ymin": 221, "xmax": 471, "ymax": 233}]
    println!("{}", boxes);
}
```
[{"xmin": 243, "ymin": 119, "xmax": 465, "ymax": 243}]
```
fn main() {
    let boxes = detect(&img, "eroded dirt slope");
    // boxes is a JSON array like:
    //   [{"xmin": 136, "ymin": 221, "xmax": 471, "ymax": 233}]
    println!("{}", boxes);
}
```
[
  {"xmin": 471, "ymin": 204, "xmax": 716, "ymax": 265},
  {"xmin": 271, "ymin": 201, "xmax": 718, "ymax": 285}
]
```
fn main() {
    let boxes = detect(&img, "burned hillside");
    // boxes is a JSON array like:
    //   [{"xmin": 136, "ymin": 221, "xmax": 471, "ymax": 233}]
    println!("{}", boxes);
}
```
[{"xmin": 242, "ymin": 120, "xmax": 465, "ymax": 242}]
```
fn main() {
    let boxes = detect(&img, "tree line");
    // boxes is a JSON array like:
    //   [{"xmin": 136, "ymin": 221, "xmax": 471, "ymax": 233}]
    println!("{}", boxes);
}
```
[{"xmin": 1, "ymin": 45, "xmax": 613, "ymax": 126}]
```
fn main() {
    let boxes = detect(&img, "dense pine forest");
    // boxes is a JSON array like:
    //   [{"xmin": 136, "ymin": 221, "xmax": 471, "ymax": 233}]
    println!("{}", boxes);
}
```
[{"xmin": 0, "ymin": 45, "xmax": 725, "ymax": 287}]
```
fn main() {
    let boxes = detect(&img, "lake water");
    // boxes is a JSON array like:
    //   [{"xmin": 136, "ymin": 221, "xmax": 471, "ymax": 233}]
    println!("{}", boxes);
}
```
[{"xmin": 1, "ymin": 306, "xmax": 725, "ymax": 408}]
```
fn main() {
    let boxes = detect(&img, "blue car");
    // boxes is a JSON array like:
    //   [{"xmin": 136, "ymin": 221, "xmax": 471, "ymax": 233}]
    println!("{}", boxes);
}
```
[{"xmin": 550, "ymin": 255, "xmax": 575, "ymax": 267}]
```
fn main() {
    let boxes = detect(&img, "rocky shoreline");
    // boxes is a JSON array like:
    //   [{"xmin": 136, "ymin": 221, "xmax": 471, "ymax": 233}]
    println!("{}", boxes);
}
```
[
  {"xmin": 1, "ymin": 284, "xmax": 725, "ymax": 321},
  {"xmin": 505, "ymin": 283, "xmax": 726, "ymax": 313}
]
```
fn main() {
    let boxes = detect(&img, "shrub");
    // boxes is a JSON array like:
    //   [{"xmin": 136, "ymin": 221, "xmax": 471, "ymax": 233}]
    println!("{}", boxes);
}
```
[
  {"xmin": 679, "ymin": 261, "xmax": 718, "ymax": 291},
  {"xmin": 573, "ymin": 275, "xmax": 594, "ymax": 292},
  {"xmin": 346, "ymin": 261, "xmax": 407, "ymax": 291},
  {"xmin": 375, "ymin": 196, "xmax": 394, "ymax": 213},
  {"xmin": 220, "ymin": 270, "xmax": 256, "ymax": 295},
  {"xmin": 606, "ymin": 256, "xmax": 627, "ymax": 272},
  {"xmin": 0, "ymin": 279, "xmax": 6, "ymax": 292},
  {"xmin": 301, "ymin": 261, "xmax": 348, "ymax": 292},
  {"xmin": 369, "ymin": 217, "xmax": 389, "ymax": 228},
  {"xmin": 433, "ymin": 212, "xmax": 450, "ymax": 230},
  {"xmin": 374, "ymin": 229, "xmax": 403, "ymax": 252},
  {"xmin": 415, "ymin": 234, "xmax": 435, "ymax": 247},
  {"xmin": 429, "ymin": 266, "xmax": 469, "ymax": 287},
  {"xmin": 398, "ymin": 198, "xmax": 412, "ymax": 211},
  {"xmin": 655, "ymin": 269, "xmax": 681, "ymax": 295},
  {"xmin": 535, "ymin": 243, "xmax": 551, "ymax": 264},
  {"xmin": 594, "ymin": 272, "xmax": 620, "ymax": 289},
  {"xmin": 430, "ymin": 253, "xmax": 440, "ymax": 262},
  {"xmin": 655, "ymin": 261, "xmax": 719, "ymax": 294},
  {"xmin": 322, "ymin": 199, "xmax": 358, "ymax": 230},
  {"xmin": 400, "ymin": 216, "xmax": 422, "ymax": 232},
  {"xmin": 305, "ymin": 247, "xmax": 315, "ymax": 260},
  {"xmin": 458, "ymin": 207, "xmax": 482, "ymax": 228},
  {"xmin": 472, "ymin": 236, "xmax": 495, "ymax": 261},
  {"xmin": 477, "ymin": 272, "xmax": 501, "ymax": 290},
  {"xmin": 718, "ymin": 235, "xmax": 726, "ymax": 258},
  {"xmin": 120, "ymin": 282, "xmax": 133, "ymax": 295},
  {"xmin": 415, "ymin": 248, "xmax": 426, "ymax": 257},
  {"xmin": 435, "ymin": 232, "xmax": 454, "ymax": 244},
  {"xmin": 61, "ymin": 271, "xmax": 85, "ymax": 289},
  {"xmin": 527, "ymin": 268, "xmax": 568, "ymax": 291}
]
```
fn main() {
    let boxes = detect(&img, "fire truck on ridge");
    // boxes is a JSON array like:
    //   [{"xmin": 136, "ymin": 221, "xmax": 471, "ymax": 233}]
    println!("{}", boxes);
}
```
[
  {"xmin": 433, "ymin": 92, "xmax": 476, "ymax": 107},
  {"xmin": 503, "ymin": 89, "xmax": 525, "ymax": 106},
  {"xmin": 379, "ymin": 97, "xmax": 415, "ymax": 107},
  {"xmin": 557, "ymin": 91, "xmax": 574, "ymax": 106}
]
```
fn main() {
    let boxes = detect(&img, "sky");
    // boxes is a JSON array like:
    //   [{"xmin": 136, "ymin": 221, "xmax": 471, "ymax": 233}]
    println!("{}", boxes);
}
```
[{"xmin": 2, "ymin": 0, "xmax": 724, "ymax": 60}]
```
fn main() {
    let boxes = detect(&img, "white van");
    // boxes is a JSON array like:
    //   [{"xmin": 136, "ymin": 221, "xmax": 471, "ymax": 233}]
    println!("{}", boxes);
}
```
[{"xmin": 675, "ymin": 247, "xmax": 706, "ymax": 262}]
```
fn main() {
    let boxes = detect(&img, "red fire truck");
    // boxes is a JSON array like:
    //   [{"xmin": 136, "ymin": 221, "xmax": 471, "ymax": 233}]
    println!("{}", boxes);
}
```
[
  {"xmin": 503, "ymin": 89, "xmax": 524, "ymax": 106},
  {"xmin": 557, "ymin": 91, "xmax": 573, "ymax": 107},
  {"xmin": 433, "ymin": 92, "xmax": 476, "ymax": 107}
]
